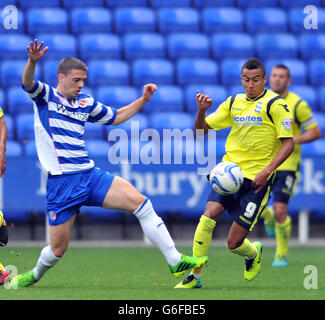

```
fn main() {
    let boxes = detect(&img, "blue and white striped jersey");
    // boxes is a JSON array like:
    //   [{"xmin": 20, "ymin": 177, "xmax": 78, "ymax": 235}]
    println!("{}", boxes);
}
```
[{"xmin": 23, "ymin": 80, "xmax": 117, "ymax": 175}]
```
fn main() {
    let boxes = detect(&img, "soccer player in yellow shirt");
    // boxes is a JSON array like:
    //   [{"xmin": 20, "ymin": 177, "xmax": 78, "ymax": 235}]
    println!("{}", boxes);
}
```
[
  {"xmin": 175, "ymin": 58, "xmax": 294, "ymax": 289},
  {"xmin": 261, "ymin": 64, "xmax": 321, "ymax": 267}
]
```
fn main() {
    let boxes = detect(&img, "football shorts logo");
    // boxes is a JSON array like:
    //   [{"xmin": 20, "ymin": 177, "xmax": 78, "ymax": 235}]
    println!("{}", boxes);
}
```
[
  {"xmin": 282, "ymin": 118, "xmax": 292, "ymax": 130},
  {"xmin": 49, "ymin": 211, "xmax": 56, "ymax": 221}
]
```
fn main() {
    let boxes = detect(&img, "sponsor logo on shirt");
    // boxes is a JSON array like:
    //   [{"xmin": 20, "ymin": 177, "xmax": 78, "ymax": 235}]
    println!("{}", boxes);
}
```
[{"xmin": 233, "ymin": 115, "xmax": 263, "ymax": 126}]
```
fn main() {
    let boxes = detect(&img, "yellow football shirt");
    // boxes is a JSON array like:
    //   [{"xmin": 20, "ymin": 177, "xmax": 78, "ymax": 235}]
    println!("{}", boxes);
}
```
[
  {"xmin": 206, "ymin": 89, "xmax": 293, "ymax": 180},
  {"xmin": 0, "ymin": 107, "xmax": 3, "ymax": 118},
  {"xmin": 276, "ymin": 91, "xmax": 317, "ymax": 172}
]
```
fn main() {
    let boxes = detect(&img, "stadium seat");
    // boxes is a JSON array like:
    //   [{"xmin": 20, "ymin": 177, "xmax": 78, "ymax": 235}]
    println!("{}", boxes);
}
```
[
  {"xmin": 246, "ymin": 8, "xmax": 287, "ymax": 33},
  {"xmin": 1, "ymin": 60, "xmax": 42, "ymax": 88},
  {"xmin": 265, "ymin": 59, "xmax": 307, "ymax": 85},
  {"xmin": 24, "ymin": 140, "xmax": 37, "ymax": 156},
  {"xmin": 62, "ymin": 0, "xmax": 105, "ymax": 7},
  {"xmin": 256, "ymin": 34, "xmax": 298, "ymax": 60},
  {"xmin": 0, "ymin": 89, "xmax": 4, "ymax": 110},
  {"xmin": 132, "ymin": 59, "xmax": 174, "ymax": 86},
  {"xmin": 228, "ymin": 85, "xmax": 245, "ymax": 96},
  {"xmin": 4, "ymin": 115, "xmax": 14, "ymax": 140},
  {"xmin": 237, "ymin": 0, "xmax": 279, "ymax": 7},
  {"xmin": 318, "ymin": 86, "xmax": 325, "ymax": 113},
  {"xmin": 157, "ymin": 8, "xmax": 200, "ymax": 33},
  {"xmin": 151, "ymin": 0, "xmax": 191, "ymax": 6},
  {"xmin": 149, "ymin": 112, "xmax": 192, "ymax": 133},
  {"xmin": 96, "ymin": 86, "xmax": 138, "ymax": 108},
  {"xmin": 71, "ymin": 8, "xmax": 112, "ymax": 34},
  {"xmin": 309, "ymin": 60, "xmax": 325, "ymax": 87},
  {"xmin": 107, "ymin": 0, "xmax": 148, "ymax": 6},
  {"xmin": 0, "ymin": 34, "xmax": 30, "ymax": 60},
  {"xmin": 0, "ymin": 8, "xmax": 25, "ymax": 33},
  {"xmin": 79, "ymin": 34, "xmax": 121, "ymax": 61},
  {"xmin": 114, "ymin": 8, "xmax": 156, "ymax": 33},
  {"xmin": 143, "ymin": 85, "xmax": 184, "ymax": 113},
  {"xmin": 279, "ymin": 0, "xmax": 321, "ymax": 8},
  {"xmin": 16, "ymin": 113, "xmax": 35, "ymax": 141},
  {"xmin": 289, "ymin": 8, "xmax": 325, "ymax": 33},
  {"xmin": 19, "ymin": 0, "xmax": 61, "ymax": 8},
  {"xmin": 123, "ymin": 33, "xmax": 165, "ymax": 60},
  {"xmin": 301, "ymin": 138, "xmax": 325, "ymax": 156},
  {"xmin": 88, "ymin": 60, "xmax": 130, "ymax": 87},
  {"xmin": 313, "ymin": 113, "xmax": 325, "ymax": 134},
  {"xmin": 300, "ymin": 34, "xmax": 325, "ymax": 59},
  {"xmin": 202, "ymin": 8, "xmax": 244, "ymax": 33},
  {"xmin": 193, "ymin": 0, "xmax": 236, "ymax": 7},
  {"xmin": 42, "ymin": 59, "xmax": 60, "ymax": 87},
  {"xmin": 6, "ymin": 140, "xmax": 22, "ymax": 157},
  {"xmin": 27, "ymin": 9, "xmax": 68, "ymax": 35},
  {"xmin": 220, "ymin": 59, "xmax": 246, "ymax": 86},
  {"xmin": 84, "ymin": 123, "xmax": 105, "ymax": 140},
  {"xmin": 185, "ymin": 85, "xmax": 228, "ymax": 115},
  {"xmin": 85, "ymin": 139, "xmax": 109, "ymax": 156},
  {"xmin": 290, "ymin": 85, "xmax": 318, "ymax": 111},
  {"xmin": 80, "ymin": 86, "xmax": 94, "ymax": 97},
  {"xmin": 34, "ymin": 34, "xmax": 77, "ymax": 61},
  {"xmin": 167, "ymin": 33, "xmax": 209, "ymax": 60},
  {"xmin": 211, "ymin": 33, "xmax": 253, "ymax": 60},
  {"xmin": 7, "ymin": 87, "xmax": 34, "ymax": 114},
  {"xmin": 176, "ymin": 59, "xmax": 218, "ymax": 86}
]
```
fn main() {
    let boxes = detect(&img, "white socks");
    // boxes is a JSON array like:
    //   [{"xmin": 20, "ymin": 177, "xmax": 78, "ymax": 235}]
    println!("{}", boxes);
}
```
[
  {"xmin": 33, "ymin": 245, "xmax": 61, "ymax": 281},
  {"xmin": 133, "ymin": 198, "xmax": 181, "ymax": 266}
]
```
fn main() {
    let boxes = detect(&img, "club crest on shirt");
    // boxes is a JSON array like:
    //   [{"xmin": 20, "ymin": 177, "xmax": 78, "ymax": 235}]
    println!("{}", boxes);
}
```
[
  {"xmin": 282, "ymin": 118, "xmax": 292, "ymax": 130},
  {"xmin": 49, "ymin": 211, "xmax": 56, "ymax": 221},
  {"xmin": 254, "ymin": 102, "xmax": 262, "ymax": 113}
]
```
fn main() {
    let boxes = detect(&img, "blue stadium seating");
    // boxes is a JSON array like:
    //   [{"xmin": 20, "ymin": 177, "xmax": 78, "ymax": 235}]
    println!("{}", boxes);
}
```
[
  {"xmin": 71, "ymin": 8, "xmax": 112, "ymax": 34},
  {"xmin": 27, "ymin": 9, "xmax": 68, "ymax": 35},
  {"xmin": 6, "ymin": 140, "xmax": 22, "ymax": 157},
  {"xmin": 84, "ymin": 123, "xmax": 105, "ymax": 140},
  {"xmin": 237, "ymin": 0, "xmax": 279, "ymax": 7},
  {"xmin": 0, "ymin": 8, "xmax": 25, "ymax": 33},
  {"xmin": 289, "ymin": 8, "xmax": 325, "ymax": 33},
  {"xmin": 220, "ymin": 59, "xmax": 246, "ymax": 86},
  {"xmin": 202, "ymin": 8, "xmax": 244, "ymax": 33},
  {"xmin": 157, "ymin": 8, "xmax": 200, "ymax": 33},
  {"xmin": 24, "ymin": 140, "xmax": 37, "ymax": 156},
  {"xmin": 185, "ymin": 84, "xmax": 228, "ymax": 115},
  {"xmin": 279, "ymin": 0, "xmax": 321, "ymax": 8},
  {"xmin": 149, "ymin": 112, "xmax": 192, "ymax": 133},
  {"xmin": 62, "ymin": 0, "xmax": 105, "ymax": 8},
  {"xmin": 314, "ymin": 113, "xmax": 325, "ymax": 134},
  {"xmin": 256, "ymin": 33, "xmax": 298, "ymax": 60},
  {"xmin": 211, "ymin": 33, "xmax": 253, "ymax": 60},
  {"xmin": 123, "ymin": 33, "xmax": 165, "ymax": 60},
  {"xmin": 132, "ymin": 59, "xmax": 174, "ymax": 86},
  {"xmin": 193, "ymin": 0, "xmax": 236, "ymax": 7},
  {"xmin": 107, "ymin": 0, "xmax": 148, "ymax": 7},
  {"xmin": 290, "ymin": 85, "xmax": 318, "ymax": 111},
  {"xmin": 96, "ymin": 86, "xmax": 138, "ymax": 108},
  {"xmin": 88, "ymin": 60, "xmax": 130, "ymax": 87},
  {"xmin": 114, "ymin": 8, "xmax": 156, "ymax": 33},
  {"xmin": 265, "ymin": 59, "xmax": 307, "ymax": 85},
  {"xmin": 228, "ymin": 85, "xmax": 245, "ymax": 96},
  {"xmin": 150, "ymin": 0, "xmax": 191, "ymax": 6},
  {"xmin": 80, "ymin": 86, "xmax": 94, "ymax": 97},
  {"xmin": 176, "ymin": 59, "xmax": 218, "ymax": 86},
  {"xmin": 5, "ymin": 115, "xmax": 14, "ymax": 140},
  {"xmin": 79, "ymin": 34, "xmax": 121, "ymax": 61},
  {"xmin": 0, "ymin": 89, "xmax": 4, "ymax": 109},
  {"xmin": 0, "ymin": 34, "xmax": 30, "ymax": 60},
  {"xmin": 309, "ymin": 59, "xmax": 325, "ymax": 86},
  {"xmin": 319, "ymin": 86, "xmax": 325, "ymax": 113},
  {"xmin": 301, "ymin": 139, "xmax": 325, "ymax": 157},
  {"xmin": 16, "ymin": 113, "xmax": 34, "ymax": 141},
  {"xmin": 144, "ymin": 85, "xmax": 184, "ymax": 113},
  {"xmin": 42, "ymin": 59, "xmax": 60, "ymax": 87},
  {"xmin": 1, "ymin": 60, "xmax": 41, "ymax": 88},
  {"xmin": 19, "ymin": 0, "xmax": 61, "ymax": 8},
  {"xmin": 35, "ymin": 34, "xmax": 77, "ymax": 60},
  {"xmin": 167, "ymin": 33, "xmax": 209, "ymax": 60},
  {"xmin": 85, "ymin": 139, "xmax": 110, "ymax": 156},
  {"xmin": 300, "ymin": 34, "xmax": 325, "ymax": 59},
  {"xmin": 7, "ymin": 87, "xmax": 34, "ymax": 114},
  {"xmin": 246, "ymin": 8, "xmax": 287, "ymax": 33}
]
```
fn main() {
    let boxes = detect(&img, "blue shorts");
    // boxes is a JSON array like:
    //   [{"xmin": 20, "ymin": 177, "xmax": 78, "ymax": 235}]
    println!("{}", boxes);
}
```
[
  {"xmin": 207, "ymin": 174, "xmax": 275, "ymax": 231},
  {"xmin": 271, "ymin": 170, "xmax": 298, "ymax": 204},
  {"xmin": 46, "ymin": 167, "xmax": 115, "ymax": 226}
]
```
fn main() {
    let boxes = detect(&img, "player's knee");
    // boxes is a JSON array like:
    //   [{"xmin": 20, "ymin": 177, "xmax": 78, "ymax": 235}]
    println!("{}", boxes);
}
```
[
  {"xmin": 204, "ymin": 202, "xmax": 223, "ymax": 220},
  {"xmin": 226, "ymin": 237, "xmax": 243, "ymax": 251}
]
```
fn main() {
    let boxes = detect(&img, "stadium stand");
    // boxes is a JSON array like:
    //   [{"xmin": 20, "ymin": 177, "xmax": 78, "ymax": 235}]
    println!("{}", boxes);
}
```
[
  {"xmin": 7, "ymin": 87, "xmax": 33, "ymax": 114},
  {"xmin": 96, "ymin": 86, "xmax": 137, "ymax": 108}
]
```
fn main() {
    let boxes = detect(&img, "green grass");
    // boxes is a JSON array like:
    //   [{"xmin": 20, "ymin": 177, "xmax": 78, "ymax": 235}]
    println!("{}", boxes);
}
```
[{"xmin": 0, "ymin": 246, "xmax": 324, "ymax": 300}]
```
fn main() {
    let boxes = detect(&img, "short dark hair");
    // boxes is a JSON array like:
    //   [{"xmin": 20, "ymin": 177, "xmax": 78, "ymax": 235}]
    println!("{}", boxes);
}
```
[
  {"xmin": 241, "ymin": 57, "xmax": 266, "ymax": 76},
  {"xmin": 272, "ymin": 64, "xmax": 291, "ymax": 78},
  {"xmin": 57, "ymin": 57, "xmax": 88, "ymax": 75}
]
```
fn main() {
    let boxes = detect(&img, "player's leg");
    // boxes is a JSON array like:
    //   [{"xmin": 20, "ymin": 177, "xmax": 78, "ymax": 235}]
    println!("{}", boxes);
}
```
[
  {"xmin": 0, "ymin": 210, "xmax": 8, "ymax": 247},
  {"xmin": 261, "ymin": 205, "xmax": 275, "ymax": 237},
  {"xmin": 101, "ymin": 175, "xmax": 208, "ymax": 276}
]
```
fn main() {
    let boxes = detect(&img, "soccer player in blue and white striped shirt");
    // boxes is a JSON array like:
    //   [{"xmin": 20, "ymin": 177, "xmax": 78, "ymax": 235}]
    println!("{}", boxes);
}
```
[{"xmin": 9, "ymin": 39, "xmax": 207, "ymax": 288}]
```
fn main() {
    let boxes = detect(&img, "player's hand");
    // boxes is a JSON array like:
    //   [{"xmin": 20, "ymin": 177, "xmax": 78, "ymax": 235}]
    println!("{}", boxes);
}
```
[
  {"xmin": 142, "ymin": 83, "xmax": 157, "ymax": 102},
  {"xmin": 196, "ymin": 91, "xmax": 213, "ymax": 111},
  {"xmin": 252, "ymin": 169, "xmax": 271, "ymax": 193},
  {"xmin": 27, "ymin": 39, "xmax": 48, "ymax": 63}
]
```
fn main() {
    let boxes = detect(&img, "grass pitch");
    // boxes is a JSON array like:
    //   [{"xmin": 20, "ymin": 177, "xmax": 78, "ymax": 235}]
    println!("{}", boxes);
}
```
[{"xmin": 0, "ymin": 246, "xmax": 324, "ymax": 300}]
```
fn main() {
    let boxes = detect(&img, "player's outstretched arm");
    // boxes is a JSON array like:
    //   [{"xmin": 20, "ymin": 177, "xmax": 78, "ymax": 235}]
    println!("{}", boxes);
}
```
[
  {"xmin": 293, "ymin": 125, "xmax": 322, "ymax": 144},
  {"xmin": 194, "ymin": 91, "xmax": 213, "ymax": 135},
  {"xmin": 252, "ymin": 137, "xmax": 294, "ymax": 193},
  {"xmin": 112, "ymin": 83, "xmax": 157, "ymax": 126},
  {"xmin": 0, "ymin": 116, "xmax": 7, "ymax": 178},
  {"xmin": 23, "ymin": 39, "xmax": 48, "ymax": 91}
]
